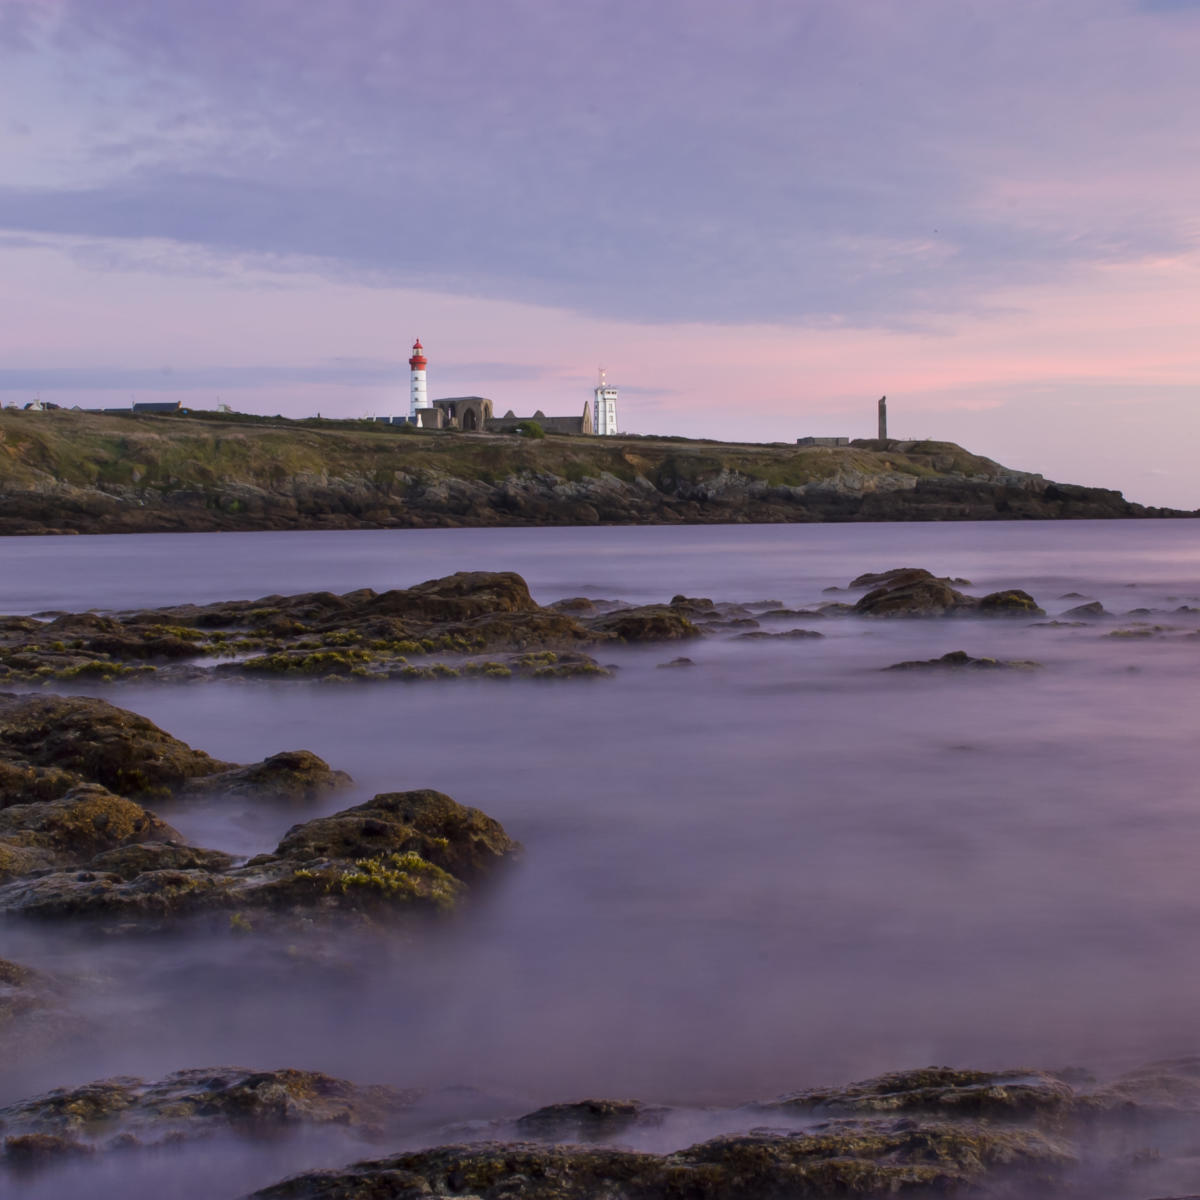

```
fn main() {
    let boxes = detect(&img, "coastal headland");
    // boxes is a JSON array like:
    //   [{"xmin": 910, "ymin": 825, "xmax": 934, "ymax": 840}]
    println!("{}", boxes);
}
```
[{"xmin": 0, "ymin": 408, "xmax": 1185, "ymax": 536}]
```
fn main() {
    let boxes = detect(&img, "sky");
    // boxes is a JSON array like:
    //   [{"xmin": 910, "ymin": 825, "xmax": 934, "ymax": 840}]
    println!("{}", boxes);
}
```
[{"xmin": 1, "ymin": 0, "xmax": 1198, "ymax": 508}]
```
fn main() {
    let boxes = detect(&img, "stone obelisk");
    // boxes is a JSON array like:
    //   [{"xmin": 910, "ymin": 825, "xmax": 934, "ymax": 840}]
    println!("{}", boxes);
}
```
[{"xmin": 877, "ymin": 395, "xmax": 887, "ymax": 444}]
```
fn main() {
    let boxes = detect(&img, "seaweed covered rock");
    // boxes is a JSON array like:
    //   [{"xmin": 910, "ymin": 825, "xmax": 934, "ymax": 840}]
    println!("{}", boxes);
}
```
[
  {"xmin": 0, "ymin": 784, "xmax": 182, "ymax": 883},
  {"xmin": 270, "ymin": 790, "xmax": 520, "ymax": 886},
  {"xmin": 0, "ymin": 1067, "xmax": 421, "ymax": 1162},
  {"xmin": 0, "ymin": 694, "xmax": 352, "ymax": 813},
  {"xmin": 977, "ymin": 589, "xmax": 1045, "ymax": 617},
  {"xmin": 0, "ymin": 789, "xmax": 521, "ymax": 923},
  {"xmin": 587, "ymin": 605, "xmax": 701, "ymax": 642},
  {"xmin": 0, "ymin": 693, "xmax": 229, "ymax": 803}
]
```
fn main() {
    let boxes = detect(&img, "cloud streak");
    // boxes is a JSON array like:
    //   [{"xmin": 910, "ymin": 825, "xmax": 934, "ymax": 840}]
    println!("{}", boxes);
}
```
[{"xmin": 2, "ymin": 0, "xmax": 1196, "ymax": 327}]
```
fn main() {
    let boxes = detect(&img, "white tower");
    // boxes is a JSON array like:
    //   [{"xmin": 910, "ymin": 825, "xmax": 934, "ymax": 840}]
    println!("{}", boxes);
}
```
[
  {"xmin": 409, "ymin": 338, "xmax": 429, "ymax": 418},
  {"xmin": 593, "ymin": 367, "xmax": 619, "ymax": 436}
]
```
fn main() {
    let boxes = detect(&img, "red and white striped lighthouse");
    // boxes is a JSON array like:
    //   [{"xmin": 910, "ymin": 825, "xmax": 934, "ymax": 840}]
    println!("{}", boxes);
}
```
[{"xmin": 409, "ymin": 338, "xmax": 429, "ymax": 418}]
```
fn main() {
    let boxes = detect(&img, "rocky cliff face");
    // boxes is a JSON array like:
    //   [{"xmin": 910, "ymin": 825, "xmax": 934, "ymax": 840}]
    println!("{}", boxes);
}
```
[{"xmin": 0, "ymin": 410, "xmax": 1184, "ymax": 534}]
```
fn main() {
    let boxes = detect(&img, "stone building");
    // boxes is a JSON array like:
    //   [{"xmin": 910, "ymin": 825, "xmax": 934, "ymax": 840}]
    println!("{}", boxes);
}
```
[
  {"xmin": 434, "ymin": 396, "xmax": 493, "ymax": 431},
  {"xmin": 487, "ymin": 404, "xmax": 593, "ymax": 436}
]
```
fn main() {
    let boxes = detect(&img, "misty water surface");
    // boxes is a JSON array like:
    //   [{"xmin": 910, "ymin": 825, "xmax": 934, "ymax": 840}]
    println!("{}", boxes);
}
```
[{"xmin": 4, "ymin": 520, "xmax": 1200, "ymax": 1196}]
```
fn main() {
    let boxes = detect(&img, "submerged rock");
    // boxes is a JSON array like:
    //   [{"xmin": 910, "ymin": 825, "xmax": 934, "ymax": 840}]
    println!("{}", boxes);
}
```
[
  {"xmin": 885, "ymin": 651, "xmax": 1043, "ymax": 672},
  {"xmin": 733, "ymin": 629, "xmax": 824, "ymax": 641}
]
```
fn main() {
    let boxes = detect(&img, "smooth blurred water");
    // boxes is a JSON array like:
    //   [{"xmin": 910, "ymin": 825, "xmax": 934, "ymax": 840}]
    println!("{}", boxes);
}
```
[{"xmin": 4, "ymin": 520, "xmax": 1200, "ymax": 1196}]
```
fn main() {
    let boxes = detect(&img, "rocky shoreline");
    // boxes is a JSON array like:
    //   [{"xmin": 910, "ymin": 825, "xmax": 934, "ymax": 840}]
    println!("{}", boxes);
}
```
[
  {"xmin": 8, "ymin": 1057, "xmax": 1200, "ymax": 1197},
  {"xmin": 0, "ymin": 410, "xmax": 1188, "ymax": 535},
  {"xmin": 6, "ymin": 566, "xmax": 1200, "ymax": 1197}
]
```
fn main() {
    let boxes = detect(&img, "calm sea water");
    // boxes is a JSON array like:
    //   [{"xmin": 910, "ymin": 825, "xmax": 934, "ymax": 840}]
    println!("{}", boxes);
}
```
[{"xmin": 4, "ymin": 520, "xmax": 1200, "ymax": 1197}]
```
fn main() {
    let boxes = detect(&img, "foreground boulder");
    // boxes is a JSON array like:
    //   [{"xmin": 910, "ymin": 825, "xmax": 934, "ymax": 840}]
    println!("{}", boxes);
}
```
[
  {"xmin": 248, "ymin": 1120, "xmax": 1072, "ymax": 1199},
  {"xmin": 0, "ymin": 789, "xmax": 521, "ymax": 923},
  {"xmin": 0, "ymin": 1067, "xmax": 420, "ymax": 1164}
]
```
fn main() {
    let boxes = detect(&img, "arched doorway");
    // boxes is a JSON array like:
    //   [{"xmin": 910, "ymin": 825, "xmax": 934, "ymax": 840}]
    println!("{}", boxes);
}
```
[{"xmin": 461, "ymin": 408, "xmax": 478, "ymax": 431}]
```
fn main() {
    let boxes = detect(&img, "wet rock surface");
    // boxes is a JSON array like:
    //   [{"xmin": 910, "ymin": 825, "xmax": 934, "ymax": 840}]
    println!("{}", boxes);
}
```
[
  {"xmin": 0, "ymin": 572, "xmax": 627, "ymax": 686},
  {"xmin": 0, "ymin": 694, "xmax": 519, "ymax": 926},
  {"xmin": 0, "ymin": 787, "xmax": 520, "ymax": 924}
]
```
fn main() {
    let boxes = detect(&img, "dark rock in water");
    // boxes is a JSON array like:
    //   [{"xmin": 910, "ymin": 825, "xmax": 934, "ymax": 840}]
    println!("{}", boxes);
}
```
[
  {"xmin": 514, "ymin": 1098, "xmax": 663, "ymax": 1142},
  {"xmin": 668, "ymin": 595, "xmax": 716, "ymax": 619},
  {"xmin": 734, "ymin": 629, "xmax": 824, "ymax": 640},
  {"xmin": 849, "ymin": 569, "xmax": 1044, "ymax": 618},
  {"xmin": 885, "ymin": 651, "xmax": 1042, "ymax": 672},
  {"xmin": 976, "ymin": 589, "xmax": 1045, "ymax": 616},
  {"xmin": 849, "ymin": 567, "xmax": 936, "ymax": 589},
  {"xmin": 0, "ymin": 1067, "xmax": 421, "ymax": 1164},
  {"xmin": 364, "ymin": 571, "xmax": 540, "ymax": 622},
  {"xmin": 1063, "ymin": 601, "xmax": 1107, "ymax": 619},
  {"xmin": 179, "ymin": 751, "xmax": 353, "ymax": 803},
  {"xmin": 587, "ymin": 606, "xmax": 701, "ymax": 642},
  {"xmin": 1059, "ymin": 591, "xmax": 1089, "ymax": 599},
  {"xmin": 656, "ymin": 657, "xmax": 695, "ymax": 669},
  {"xmin": 855, "ymin": 576, "xmax": 973, "ymax": 617}
]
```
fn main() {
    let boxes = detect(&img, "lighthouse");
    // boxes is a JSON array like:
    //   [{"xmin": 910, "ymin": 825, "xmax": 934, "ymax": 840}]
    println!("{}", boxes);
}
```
[
  {"xmin": 409, "ymin": 339, "xmax": 429, "ymax": 418},
  {"xmin": 593, "ymin": 367, "xmax": 619, "ymax": 436}
]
